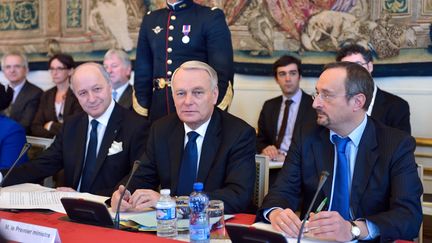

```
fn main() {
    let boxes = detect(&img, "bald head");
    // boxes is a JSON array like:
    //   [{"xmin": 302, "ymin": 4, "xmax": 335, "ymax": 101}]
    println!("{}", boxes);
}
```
[{"xmin": 71, "ymin": 63, "xmax": 113, "ymax": 118}]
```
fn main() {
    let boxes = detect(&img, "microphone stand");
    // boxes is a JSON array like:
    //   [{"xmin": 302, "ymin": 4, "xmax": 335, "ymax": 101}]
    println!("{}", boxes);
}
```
[
  {"xmin": 297, "ymin": 171, "xmax": 329, "ymax": 243},
  {"xmin": 0, "ymin": 143, "xmax": 31, "ymax": 188},
  {"xmin": 114, "ymin": 160, "xmax": 141, "ymax": 229}
]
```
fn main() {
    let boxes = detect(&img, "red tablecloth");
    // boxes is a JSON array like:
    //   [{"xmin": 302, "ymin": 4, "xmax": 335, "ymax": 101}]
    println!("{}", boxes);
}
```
[{"xmin": 0, "ymin": 211, "xmax": 256, "ymax": 243}]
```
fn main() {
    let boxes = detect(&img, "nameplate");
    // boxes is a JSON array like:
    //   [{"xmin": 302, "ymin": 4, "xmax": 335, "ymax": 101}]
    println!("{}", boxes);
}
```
[{"xmin": 0, "ymin": 219, "xmax": 61, "ymax": 243}]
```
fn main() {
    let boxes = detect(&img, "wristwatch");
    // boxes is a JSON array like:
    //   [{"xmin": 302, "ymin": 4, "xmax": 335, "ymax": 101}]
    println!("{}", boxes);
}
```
[{"xmin": 349, "ymin": 221, "xmax": 361, "ymax": 240}]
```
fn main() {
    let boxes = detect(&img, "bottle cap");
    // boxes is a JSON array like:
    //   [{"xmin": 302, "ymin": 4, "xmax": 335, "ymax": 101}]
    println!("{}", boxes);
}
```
[
  {"xmin": 160, "ymin": 189, "xmax": 171, "ymax": 195},
  {"xmin": 193, "ymin": 182, "xmax": 203, "ymax": 191}
]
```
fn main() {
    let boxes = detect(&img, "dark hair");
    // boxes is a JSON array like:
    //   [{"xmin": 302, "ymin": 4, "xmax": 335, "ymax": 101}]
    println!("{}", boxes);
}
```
[
  {"xmin": 323, "ymin": 62, "xmax": 374, "ymax": 110},
  {"xmin": 272, "ymin": 55, "xmax": 302, "ymax": 78},
  {"xmin": 335, "ymin": 44, "xmax": 373, "ymax": 63},
  {"xmin": 48, "ymin": 53, "xmax": 75, "ymax": 69}
]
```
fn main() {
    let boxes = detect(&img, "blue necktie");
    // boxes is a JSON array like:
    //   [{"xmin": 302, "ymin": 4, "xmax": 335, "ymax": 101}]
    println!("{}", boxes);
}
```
[
  {"xmin": 81, "ymin": 119, "xmax": 99, "ymax": 192},
  {"xmin": 112, "ymin": 90, "xmax": 118, "ymax": 101},
  {"xmin": 177, "ymin": 131, "xmax": 199, "ymax": 195},
  {"xmin": 331, "ymin": 135, "xmax": 351, "ymax": 220}
]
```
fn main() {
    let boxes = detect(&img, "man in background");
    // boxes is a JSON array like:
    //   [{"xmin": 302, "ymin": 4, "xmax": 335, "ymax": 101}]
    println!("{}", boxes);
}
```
[
  {"xmin": 103, "ymin": 49, "xmax": 133, "ymax": 110},
  {"xmin": 256, "ymin": 55, "xmax": 315, "ymax": 162},
  {"xmin": 1, "ymin": 52, "xmax": 42, "ymax": 133},
  {"xmin": 133, "ymin": 0, "xmax": 234, "ymax": 122},
  {"xmin": 336, "ymin": 44, "xmax": 411, "ymax": 134}
]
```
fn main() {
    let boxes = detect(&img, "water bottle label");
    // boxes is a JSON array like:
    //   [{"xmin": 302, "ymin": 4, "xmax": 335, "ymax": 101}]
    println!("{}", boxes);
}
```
[
  {"xmin": 156, "ymin": 208, "xmax": 176, "ymax": 220},
  {"xmin": 190, "ymin": 228, "xmax": 210, "ymax": 240}
]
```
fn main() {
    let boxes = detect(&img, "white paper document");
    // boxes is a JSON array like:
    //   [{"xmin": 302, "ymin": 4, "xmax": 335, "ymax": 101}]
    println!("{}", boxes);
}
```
[{"xmin": 0, "ymin": 183, "xmax": 109, "ymax": 214}]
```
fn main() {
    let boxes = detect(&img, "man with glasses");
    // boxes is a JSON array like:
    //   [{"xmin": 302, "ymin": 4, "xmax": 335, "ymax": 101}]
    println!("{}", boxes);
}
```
[
  {"xmin": 257, "ymin": 62, "xmax": 422, "ymax": 241},
  {"xmin": 256, "ymin": 55, "xmax": 316, "ymax": 162},
  {"xmin": 336, "ymin": 44, "xmax": 411, "ymax": 134},
  {"xmin": 1, "ymin": 52, "xmax": 42, "ymax": 133}
]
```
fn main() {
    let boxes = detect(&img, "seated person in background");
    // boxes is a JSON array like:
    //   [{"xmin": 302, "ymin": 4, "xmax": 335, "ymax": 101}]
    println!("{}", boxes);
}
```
[
  {"xmin": 111, "ymin": 61, "xmax": 256, "ymax": 214},
  {"xmin": 256, "ymin": 55, "xmax": 316, "ymax": 162},
  {"xmin": 336, "ymin": 44, "xmax": 411, "ymax": 134},
  {"xmin": 0, "ymin": 114, "xmax": 28, "ymax": 169},
  {"xmin": 103, "ymin": 49, "xmax": 133, "ymax": 110},
  {"xmin": 31, "ymin": 53, "xmax": 83, "ymax": 138},
  {"xmin": 1, "ymin": 52, "xmax": 43, "ymax": 133},
  {"xmin": 0, "ymin": 84, "xmax": 13, "ymax": 110},
  {"xmin": 257, "ymin": 62, "xmax": 422, "ymax": 241},
  {"xmin": 0, "ymin": 63, "xmax": 149, "ymax": 196}
]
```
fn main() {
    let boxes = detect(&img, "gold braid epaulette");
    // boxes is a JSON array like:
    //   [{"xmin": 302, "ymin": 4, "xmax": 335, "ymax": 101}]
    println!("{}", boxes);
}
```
[
  {"xmin": 217, "ymin": 81, "xmax": 233, "ymax": 111},
  {"xmin": 132, "ymin": 88, "xmax": 148, "ymax": 117}
]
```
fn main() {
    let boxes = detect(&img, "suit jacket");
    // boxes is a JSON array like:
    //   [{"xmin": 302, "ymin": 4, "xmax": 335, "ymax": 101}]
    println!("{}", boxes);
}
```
[
  {"xmin": 134, "ymin": 0, "xmax": 233, "ymax": 121},
  {"xmin": 129, "ymin": 108, "xmax": 256, "ymax": 214},
  {"xmin": 0, "ymin": 115, "xmax": 28, "ymax": 169},
  {"xmin": 0, "ymin": 85, "xmax": 13, "ymax": 110},
  {"xmin": 371, "ymin": 88, "xmax": 411, "ymax": 134},
  {"xmin": 257, "ymin": 117, "xmax": 422, "ymax": 241},
  {"xmin": 256, "ymin": 90, "xmax": 316, "ymax": 153},
  {"xmin": 117, "ymin": 84, "xmax": 133, "ymax": 110},
  {"xmin": 31, "ymin": 87, "xmax": 83, "ymax": 138},
  {"xmin": 2, "ymin": 103, "xmax": 149, "ymax": 196},
  {"xmin": 8, "ymin": 81, "xmax": 43, "ymax": 133}
]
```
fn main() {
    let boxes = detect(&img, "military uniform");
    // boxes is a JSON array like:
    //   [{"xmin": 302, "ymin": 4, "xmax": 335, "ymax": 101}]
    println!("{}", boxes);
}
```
[{"xmin": 133, "ymin": 0, "xmax": 234, "ymax": 121}]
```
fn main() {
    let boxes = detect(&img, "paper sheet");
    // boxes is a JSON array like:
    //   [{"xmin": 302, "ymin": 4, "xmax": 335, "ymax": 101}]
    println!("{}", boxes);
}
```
[{"xmin": 0, "ymin": 183, "xmax": 109, "ymax": 214}]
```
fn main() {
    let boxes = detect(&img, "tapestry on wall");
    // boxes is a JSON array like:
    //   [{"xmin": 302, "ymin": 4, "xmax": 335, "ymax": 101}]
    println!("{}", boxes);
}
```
[{"xmin": 0, "ymin": 0, "xmax": 431, "ymax": 76}]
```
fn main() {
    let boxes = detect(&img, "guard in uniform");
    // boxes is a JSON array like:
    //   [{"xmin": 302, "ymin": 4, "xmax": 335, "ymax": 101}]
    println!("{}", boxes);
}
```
[{"xmin": 133, "ymin": 0, "xmax": 234, "ymax": 122}]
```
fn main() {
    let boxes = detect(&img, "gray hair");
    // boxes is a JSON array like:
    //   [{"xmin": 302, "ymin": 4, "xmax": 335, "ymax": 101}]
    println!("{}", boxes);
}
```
[
  {"xmin": 171, "ymin": 61, "xmax": 218, "ymax": 90},
  {"xmin": 1, "ymin": 51, "xmax": 29, "ymax": 70},
  {"xmin": 70, "ymin": 62, "xmax": 112, "ymax": 90},
  {"xmin": 104, "ymin": 48, "xmax": 131, "ymax": 68}
]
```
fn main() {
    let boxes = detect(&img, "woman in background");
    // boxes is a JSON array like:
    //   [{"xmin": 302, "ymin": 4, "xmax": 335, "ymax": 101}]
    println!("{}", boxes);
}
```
[{"xmin": 31, "ymin": 54, "xmax": 82, "ymax": 138}]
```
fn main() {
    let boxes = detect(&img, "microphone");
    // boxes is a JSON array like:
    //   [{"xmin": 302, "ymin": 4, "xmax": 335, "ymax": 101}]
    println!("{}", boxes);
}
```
[
  {"xmin": 297, "ymin": 171, "xmax": 329, "ymax": 243},
  {"xmin": 0, "ymin": 143, "xmax": 31, "ymax": 188},
  {"xmin": 114, "ymin": 160, "xmax": 141, "ymax": 229}
]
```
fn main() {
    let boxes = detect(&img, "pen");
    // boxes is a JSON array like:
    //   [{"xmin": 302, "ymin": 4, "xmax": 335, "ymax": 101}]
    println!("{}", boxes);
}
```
[{"xmin": 315, "ymin": 197, "xmax": 328, "ymax": 213}]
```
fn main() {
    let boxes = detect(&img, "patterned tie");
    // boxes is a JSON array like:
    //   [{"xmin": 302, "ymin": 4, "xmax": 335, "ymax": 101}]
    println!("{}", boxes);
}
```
[
  {"xmin": 177, "ymin": 131, "xmax": 200, "ymax": 195},
  {"xmin": 112, "ymin": 90, "xmax": 118, "ymax": 101},
  {"xmin": 81, "ymin": 119, "xmax": 99, "ymax": 192},
  {"xmin": 331, "ymin": 135, "xmax": 351, "ymax": 220},
  {"xmin": 275, "ymin": 99, "xmax": 293, "ymax": 148}
]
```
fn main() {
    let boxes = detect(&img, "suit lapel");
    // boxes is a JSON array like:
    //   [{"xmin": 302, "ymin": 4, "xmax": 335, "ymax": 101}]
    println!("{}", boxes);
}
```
[
  {"xmin": 197, "ymin": 111, "xmax": 221, "ymax": 184},
  {"xmin": 118, "ymin": 85, "xmax": 132, "ymax": 108},
  {"xmin": 87, "ymin": 104, "xmax": 122, "ymax": 188},
  {"xmin": 11, "ymin": 81, "xmax": 29, "ymax": 114},
  {"xmin": 350, "ymin": 118, "xmax": 378, "ymax": 217},
  {"xmin": 72, "ymin": 115, "xmax": 90, "ymax": 188},
  {"xmin": 312, "ymin": 128, "xmax": 334, "ymax": 198},
  {"xmin": 169, "ymin": 120, "xmax": 185, "ymax": 193}
]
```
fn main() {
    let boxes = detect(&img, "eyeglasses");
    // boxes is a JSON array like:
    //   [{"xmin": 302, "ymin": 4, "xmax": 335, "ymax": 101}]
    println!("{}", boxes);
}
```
[
  {"xmin": 354, "ymin": 61, "xmax": 368, "ymax": 66},
  {"xmin": 312, "ymin": 91, "xmax": 347, "ymax": 101},
  {"xmin": 49, "ymin": 67, "xmax": 69, "ymax": 72},
  {"xmin": 3, "ymin": 64, "xmax": 25, "ymax": 70}
]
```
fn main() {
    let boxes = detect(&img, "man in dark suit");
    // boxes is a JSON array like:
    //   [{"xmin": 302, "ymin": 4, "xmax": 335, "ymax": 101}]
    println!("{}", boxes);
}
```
[
  {"xmin": 112, "ymin": 61, "xmax": 255, "ymax": 214},
  {"xmin": 133, "ymin": 0, "xmax": 234, "ymax": 122},
  {"xmin": 1, "ymin": 52, "xmax": 43, "ymax": 133},
  {"xmin": 257, "ymin": 55, "xmax": 316, "ymax": 162},
  {"xmin": 336, "ymin": 44, "xmax": 411, "ymax": 134},
  {"xmin": 0, "ymin": 63, "xmax": 149, "ymax": 196},
  {"xmin": 103, "ymin": 49, "xmax": 133, "ymax": 110},
  {"xmin": 257, "ymin": 62, "xmax": 422, "ymax": 241}
]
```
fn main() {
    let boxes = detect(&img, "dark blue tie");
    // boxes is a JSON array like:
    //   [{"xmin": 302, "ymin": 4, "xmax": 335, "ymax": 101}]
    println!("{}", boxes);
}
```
[
  {"xmin": 177, "ymin": 131, "xmax": 199, "ymax": 195},
  {"xmin": 81, "ymin": 119, "xmax": 99, "ymax": 192},
  {"xmin": 331, "ymin": 135, "xmax": 351, "ymax": 220}
]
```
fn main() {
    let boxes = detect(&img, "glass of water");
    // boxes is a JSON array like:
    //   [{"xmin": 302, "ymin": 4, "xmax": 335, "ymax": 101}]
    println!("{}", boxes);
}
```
[
  {"xmin": 175, "ymin": 196, "xmax": 190, "ymax": 220},
  {"xmin": 208, "ymin": 200, "xmax": 224, "ymax": 229}
]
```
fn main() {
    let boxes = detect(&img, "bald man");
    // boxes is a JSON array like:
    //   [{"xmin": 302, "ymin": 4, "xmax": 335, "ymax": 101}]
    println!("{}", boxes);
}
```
[{"xmin": 0, "ymin": 63, "xmax": 149, "ymax": 196}]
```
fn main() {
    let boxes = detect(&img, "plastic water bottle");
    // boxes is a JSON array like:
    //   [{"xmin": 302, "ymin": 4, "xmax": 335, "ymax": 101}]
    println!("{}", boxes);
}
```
[
  {"xmin": 189, "ymin": 182, "xmax": 210, "ymax": 243},
  {"xmin": 156, "ymin": 189, "xmax": 177, "ymax": 238}
]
